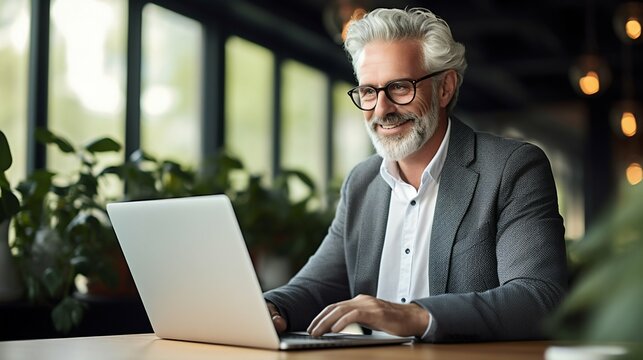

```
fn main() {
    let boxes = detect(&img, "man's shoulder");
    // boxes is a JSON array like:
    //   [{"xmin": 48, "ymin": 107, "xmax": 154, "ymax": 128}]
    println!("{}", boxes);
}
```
[
  {"xmin": 459, "ymin": 128, "xmax": 551, "ymax": 183},
  {"xmin": 463, "ymin": 122, "xmax": 545, "ymax": 164},
  {"xmin": 478, "ymin": 132, "xmax": 545, "ymax": 159}
]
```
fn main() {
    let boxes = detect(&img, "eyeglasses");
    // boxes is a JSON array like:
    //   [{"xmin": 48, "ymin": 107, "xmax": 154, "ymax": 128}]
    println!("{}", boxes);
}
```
[{"xmin": 347, "ymin": 70, "xmax": 447, "ymax": 111}]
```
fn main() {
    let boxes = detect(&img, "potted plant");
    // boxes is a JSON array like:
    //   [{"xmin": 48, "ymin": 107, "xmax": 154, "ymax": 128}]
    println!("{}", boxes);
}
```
[
  {"xmin": 233, "ymin": 170, "xmax": 333, "ymax": 273},
  {"xmin": 0, "ymin": 130, "xmax": 23, "ymax": 302},
  {"xmin": 11, "ymin": 129, "xmax": 124, "ymax": 333},
  {"xmin": 10, "ymin": 127, "xmax": 336, "ymax": 333},
  {"xmin": 548, "ymin": 184, "xmax": 643, "ymax": 357}
]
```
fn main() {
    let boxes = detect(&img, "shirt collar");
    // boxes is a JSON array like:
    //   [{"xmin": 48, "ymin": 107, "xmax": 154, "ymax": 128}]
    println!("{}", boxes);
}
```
[{"xmin": 380, "ymin": 118, "xmax": 452, "ymax": 189}]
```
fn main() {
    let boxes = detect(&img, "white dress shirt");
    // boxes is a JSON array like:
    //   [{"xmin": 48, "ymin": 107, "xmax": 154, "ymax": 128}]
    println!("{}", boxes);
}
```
[{"xmin": 375, "ymin": 119, "xmax": 451, "ymax": 334}]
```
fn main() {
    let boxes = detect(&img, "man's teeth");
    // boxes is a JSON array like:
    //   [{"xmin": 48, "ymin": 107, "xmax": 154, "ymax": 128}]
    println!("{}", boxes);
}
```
[{"xmin": 380, "ymin": 121, "xmax": 407, "ymax": 129}]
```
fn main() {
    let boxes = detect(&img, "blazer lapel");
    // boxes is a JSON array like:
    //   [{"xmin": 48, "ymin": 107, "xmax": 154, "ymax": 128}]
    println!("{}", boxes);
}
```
[
  {"xmin": 429, "ymin": 119, "xmax": 479, "ymax": 295},
  {"xmin": 353, "ymin": 176, "xmax": 390, "ymax": 297}
]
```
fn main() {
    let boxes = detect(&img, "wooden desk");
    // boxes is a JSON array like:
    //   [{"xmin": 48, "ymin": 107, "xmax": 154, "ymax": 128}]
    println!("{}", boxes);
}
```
[{"xmin": 0, "ymin": 333, "xmax": 551, "ymax": 360}]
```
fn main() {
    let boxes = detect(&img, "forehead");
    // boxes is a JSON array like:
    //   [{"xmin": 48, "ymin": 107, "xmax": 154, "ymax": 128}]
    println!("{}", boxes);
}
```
[{"xmin": 357, "ymin": 40, "xmax": 425, "ymax": 84}]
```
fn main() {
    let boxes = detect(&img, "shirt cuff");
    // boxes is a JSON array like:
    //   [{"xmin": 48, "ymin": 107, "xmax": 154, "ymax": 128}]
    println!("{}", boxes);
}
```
[{"xmin": 421, "ymin": 309, "xmax": 435, "ymax": 339}]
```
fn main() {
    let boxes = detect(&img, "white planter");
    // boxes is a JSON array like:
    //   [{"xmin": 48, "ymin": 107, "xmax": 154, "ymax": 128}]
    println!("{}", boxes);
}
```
[{"xmin": 0, "ymin": 220, "xmax": 23, "ymax": 302}]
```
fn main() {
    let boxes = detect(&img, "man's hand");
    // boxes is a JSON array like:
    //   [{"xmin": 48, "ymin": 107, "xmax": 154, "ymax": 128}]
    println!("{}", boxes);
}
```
[
  {"xmin": 307, "ymin": 294, "xmax": 429, "ymax": 337},
  {"xmin": 267, "ymin": 302, "xmax": 287, "ymax": 334}
]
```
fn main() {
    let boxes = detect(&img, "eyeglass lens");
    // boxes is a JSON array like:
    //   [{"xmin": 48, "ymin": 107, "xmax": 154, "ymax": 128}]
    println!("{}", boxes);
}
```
[{"xmin": 350, "ymin": 80, "xmax": 416, "ymax": 110}]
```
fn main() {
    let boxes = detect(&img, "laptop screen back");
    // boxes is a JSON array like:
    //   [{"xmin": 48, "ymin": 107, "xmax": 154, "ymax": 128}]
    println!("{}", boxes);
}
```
[{"xmin": 107, "ymin": 195, "xmax": 280, "ymax": 349}]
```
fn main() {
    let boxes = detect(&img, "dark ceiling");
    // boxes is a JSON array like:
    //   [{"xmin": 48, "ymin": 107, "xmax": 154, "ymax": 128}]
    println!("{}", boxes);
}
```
[
  {"xmin": 202, "ymin": 0, "xmax": 641, "ymax": 114},
  {"xmin": 156, "ymin": 0, "xmax": 637, "ymax": 222}
]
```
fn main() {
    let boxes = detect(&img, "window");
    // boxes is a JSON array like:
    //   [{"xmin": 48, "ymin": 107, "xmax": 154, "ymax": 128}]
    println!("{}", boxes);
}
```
[
  {"xmin": 0, "ymin": 0, "xmax": 30, "ymax": 185},
  {"xmin": 48, "ymin": 0, "xmax": 126, "ymax": 180},
  {"xmin": 332, "ymin": 81, "xmax": 371, "ymax": 183},
  {"xmin": 225, "ymin": 36, "xmax": 273, "ymax": 176},
  {"xmin": 281, "ymin": 60, "xmax": 327, "ymax": 198},
  {"xmin": 140, "ymin": 4, "xmax": 202, "ymax": 168}
]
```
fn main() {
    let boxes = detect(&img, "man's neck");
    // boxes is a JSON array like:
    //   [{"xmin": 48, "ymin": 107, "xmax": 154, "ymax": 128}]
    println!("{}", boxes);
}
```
[{"xmin": 397, "ymin": 117, "xmax": 448, "ymax": 190}]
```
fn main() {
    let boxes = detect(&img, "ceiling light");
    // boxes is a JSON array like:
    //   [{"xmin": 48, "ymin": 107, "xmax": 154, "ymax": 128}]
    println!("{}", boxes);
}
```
[
  {"xmin": 569, "ymin": 55, "xmax": 611, "ymax": 96},
  {"xmin": 626, "ymin": 162, "xmax": 642, "ymax": 185},
  {"xmin": 323, "ymin": 0, "xmax": 368, "ymax": 44},
  {"xmin": 611, "ymin": 100, "xmax": 640, "ymax": 137},
  {"xmin": 614, "ymin": 2, "xmax": 643, "ymax": 43}
]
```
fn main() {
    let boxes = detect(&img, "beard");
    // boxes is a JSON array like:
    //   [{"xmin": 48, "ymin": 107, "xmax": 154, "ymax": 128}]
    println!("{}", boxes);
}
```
[{"xmin": 364, "ymin": 95, "xmax": 440, "ymax": 161}]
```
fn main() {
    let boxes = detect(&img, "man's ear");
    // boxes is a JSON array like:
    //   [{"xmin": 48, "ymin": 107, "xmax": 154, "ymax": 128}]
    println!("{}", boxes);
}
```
[{"xmin": 438, "ymin": 70, "xmax": 457, "ymax": 109}]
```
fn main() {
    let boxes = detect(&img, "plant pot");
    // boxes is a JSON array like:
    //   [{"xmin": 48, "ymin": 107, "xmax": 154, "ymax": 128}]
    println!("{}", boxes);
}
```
[
  {"xmin": 0, "ymin": 220, "xmax": 24, "ymax": 302},
  {"xmin": 84, "ymin": 248, "xmax": 138, "ymax": 299}
]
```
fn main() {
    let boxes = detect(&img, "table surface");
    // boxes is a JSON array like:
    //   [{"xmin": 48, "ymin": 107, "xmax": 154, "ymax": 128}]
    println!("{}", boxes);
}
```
[{"xmin": 0, "ymin": 333, "xmax": 555, "ymax": 360}]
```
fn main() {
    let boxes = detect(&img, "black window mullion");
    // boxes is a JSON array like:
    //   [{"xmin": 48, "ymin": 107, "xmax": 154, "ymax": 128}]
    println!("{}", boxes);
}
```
[
  {"xmin": 325, "ymin": 77, "xmax": 334, "ymax": 198},
  {"xmin": 26, "ymin": 0, "xmax": 51, "ymax": 173},
  {"xmin": 124, "ymin": 0, "xmax": 144, "ymax": 160},
  {"xmin": 202, "ymin": 24, "xmax": 226, "ymax": 157},
  {"xmin": 271, "ymin": 55, "xmax": 283, "ymax": 179}
]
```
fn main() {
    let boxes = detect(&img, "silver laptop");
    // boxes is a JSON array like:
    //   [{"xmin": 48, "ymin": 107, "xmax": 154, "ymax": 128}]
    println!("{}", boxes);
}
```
[{"xmin": 106, "ymin": 195, "xmax": 412, "ymax": 350}]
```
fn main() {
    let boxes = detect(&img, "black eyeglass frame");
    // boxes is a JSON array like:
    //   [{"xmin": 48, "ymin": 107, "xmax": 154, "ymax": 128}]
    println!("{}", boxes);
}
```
[{"xmin": 347, "ymin": 69, "xmax": 448, "ymax": 111}]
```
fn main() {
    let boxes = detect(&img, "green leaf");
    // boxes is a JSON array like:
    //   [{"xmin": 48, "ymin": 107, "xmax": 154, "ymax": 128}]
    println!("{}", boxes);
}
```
[
  {"xmin": 0, "ymin": 173, "xmax": 9, "ymax": 189},
  {"xmin": 85, "ymin": 137, "xmax": 121, "ymax": 153},
  {"xmin": 0, "ymin": 187, "xmax": 20, "ymax": 220},
  {"xmin": 78, "ymin": 173, "xmax": 99, "ymax": 196},
  {"xmin": 51, "ymin": 297, "xmax": 86, "ymax": 334},
  {"xmin": 285, "ymin": 170, "xmax": 316, "ymax": 192},
  {"xmin": 129, "ymin": 149, "xmax": 157, "ymax": 163},
  {"xmin": 42, "ymin": 267, "xmax": 66, "ymax": 298},
  {"xmin": 17, "ymin": 170, "xmax": 55, "ymax": 201},
  {"xmin": 35, "ymin": 128, "xmax": 75, "ymax": 153},
  {"xmin": 52, "ymin": 184, "xmax": 70, "ymax": 197},
  {"xmin": 70, "ymin": 255, "xmax": 92, "ymax": 274},
  {"xmin": 218, "ymin": 153, "xmax": 244, "ymax": 171},
  {"xmin": 0, "ymin": 130, "xmax": 13, "ymax": 172}
]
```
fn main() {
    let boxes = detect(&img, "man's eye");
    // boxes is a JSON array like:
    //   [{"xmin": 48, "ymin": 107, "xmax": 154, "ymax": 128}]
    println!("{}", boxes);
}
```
[
  {"xmin": 389, "ymin": 82, "xmax": 411, "ymax": 93},
  {"xmin": 359, "ymin": 88, "xmax": 376, "ymax": 97}
]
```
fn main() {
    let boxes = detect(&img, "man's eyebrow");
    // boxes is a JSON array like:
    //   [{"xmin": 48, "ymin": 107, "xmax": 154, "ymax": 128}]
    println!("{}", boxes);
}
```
[{"xmin": 359, "ymin": 77, "xmax": 412, "ymax": 87}]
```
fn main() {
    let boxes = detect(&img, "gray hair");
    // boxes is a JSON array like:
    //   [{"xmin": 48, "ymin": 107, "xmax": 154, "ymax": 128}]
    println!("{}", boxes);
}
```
[{"xmin": 344, "ymin": 8, "xmax": 467, "ymax": 113}]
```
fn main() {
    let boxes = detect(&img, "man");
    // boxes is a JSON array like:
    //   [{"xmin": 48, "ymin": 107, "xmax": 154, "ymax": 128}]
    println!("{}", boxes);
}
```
[{"xmin": 264, "ymin": 8, "xmax": 567, "ymax": 343}]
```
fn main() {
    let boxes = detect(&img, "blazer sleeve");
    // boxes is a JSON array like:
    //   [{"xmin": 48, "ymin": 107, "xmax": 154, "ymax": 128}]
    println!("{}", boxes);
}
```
[
  {"xmin": 413, "ymin": 143, "xmax": 568, "ymax": 342},
  {"xmin": 263, "ymin": 170, "xmax": 354, "ymax": 331}
]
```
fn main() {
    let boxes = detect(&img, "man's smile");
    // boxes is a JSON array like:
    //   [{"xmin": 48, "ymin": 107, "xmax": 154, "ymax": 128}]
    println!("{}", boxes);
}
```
[{"xmin": 380, "ymin": 120, "xmax": 411, "ymax": 130}]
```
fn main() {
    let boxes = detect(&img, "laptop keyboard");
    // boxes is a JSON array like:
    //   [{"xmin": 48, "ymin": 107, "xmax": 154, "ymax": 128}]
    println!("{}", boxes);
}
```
[{"xmin": 281, "ymin": 332, "xmax": 356, "ymax": 341}]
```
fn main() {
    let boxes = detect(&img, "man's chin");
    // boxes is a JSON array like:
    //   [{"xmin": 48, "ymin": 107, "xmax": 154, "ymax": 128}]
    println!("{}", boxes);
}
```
[{"xmin": 376, "ymin": 141, "xmax": 416, "ymax": 161}]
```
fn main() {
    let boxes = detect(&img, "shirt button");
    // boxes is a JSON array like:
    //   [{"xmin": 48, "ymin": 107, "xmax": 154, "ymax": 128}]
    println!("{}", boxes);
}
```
[
  {"xmin": 405, "ymin": 248, "xmax": 410, "ymax": 254},
  {"xmin": 401, "ymin": 298, "xmax": 406, "ymax": 303},
  {"xmin": 410, "ymin": 200, "xmax": 416, "ymax": 206}
]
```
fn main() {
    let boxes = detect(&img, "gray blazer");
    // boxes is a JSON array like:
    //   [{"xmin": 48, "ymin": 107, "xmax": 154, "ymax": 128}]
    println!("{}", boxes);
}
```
[{"xmin": 264, "ymin": 118, "xmax": 567, "ymax": 342}]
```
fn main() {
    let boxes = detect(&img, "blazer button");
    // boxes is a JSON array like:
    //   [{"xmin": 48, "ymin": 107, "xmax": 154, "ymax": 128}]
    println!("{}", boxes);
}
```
[
  {"xmin": 405, "ymin": 248, "xmax": 410, "ymax": 254},
  {"xmin": 410, "ymin": 200, "xmax": 416, "ymax": 206}
]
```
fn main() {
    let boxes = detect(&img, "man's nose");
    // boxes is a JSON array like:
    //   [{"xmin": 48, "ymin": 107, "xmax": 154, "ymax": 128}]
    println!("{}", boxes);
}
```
[{"xmin": 372, "ymin": 90, "xmax": 396, "ymax": 117}]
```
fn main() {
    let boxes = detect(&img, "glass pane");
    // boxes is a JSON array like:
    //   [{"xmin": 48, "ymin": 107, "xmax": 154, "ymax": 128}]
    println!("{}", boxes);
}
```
[
  {"xmin": 281, "ymin": 60, "xmax": 327, "ymax": 199},
  {"xmin": 332, "ymin": 81, "xmax": 371, "ymax": 183},
  {"xmin": 141, "ymin": 4, "xmax": 202, "ymax": 168},
  {"xmin": 49, "ymin": 0, "xmax": 126, "ymax": 184},
  {"xmin": 225, "ymin": 36, "xmax": 273, "ymax": 176},
  {"xmin": 0, "ymin": 0, "xmax": 29, "ymax": 185}
]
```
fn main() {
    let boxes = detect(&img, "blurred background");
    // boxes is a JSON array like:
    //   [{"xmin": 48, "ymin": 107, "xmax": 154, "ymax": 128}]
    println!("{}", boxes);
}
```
[{"xmin": 0, "ymin": 0, "xmax": 642, "ymax": 341}]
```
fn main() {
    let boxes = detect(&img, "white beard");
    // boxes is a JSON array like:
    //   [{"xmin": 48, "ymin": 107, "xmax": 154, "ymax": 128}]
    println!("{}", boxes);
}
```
[{"xmin": 365, "ymin": 96, "xmax": 440, "ymax": 161}]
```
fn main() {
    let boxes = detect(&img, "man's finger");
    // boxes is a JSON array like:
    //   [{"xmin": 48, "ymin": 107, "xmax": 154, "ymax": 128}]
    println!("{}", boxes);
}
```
[
  {"xmin": 307, "ymin": 302, "xmax": 339, "ymax": 333},
  {"xmin": 272, "ymin": 314, "xmax": 287, "ymax": 333},
  {"xmin": 266, "ymin": 302, "xmax": 288, "ymax": 334},
  {"xmin": 308, "ymin": 305, "xmax": 355, "ymax": 336},
  {"xmin": 329, "ymin": 309, "xmax": 362, "ymax": 334}
]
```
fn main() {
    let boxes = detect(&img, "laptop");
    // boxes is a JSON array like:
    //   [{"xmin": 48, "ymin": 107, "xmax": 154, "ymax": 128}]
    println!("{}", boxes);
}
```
[{"xmin": 106, "ymin": 195, "xmax": 413, "ymax": 350}]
